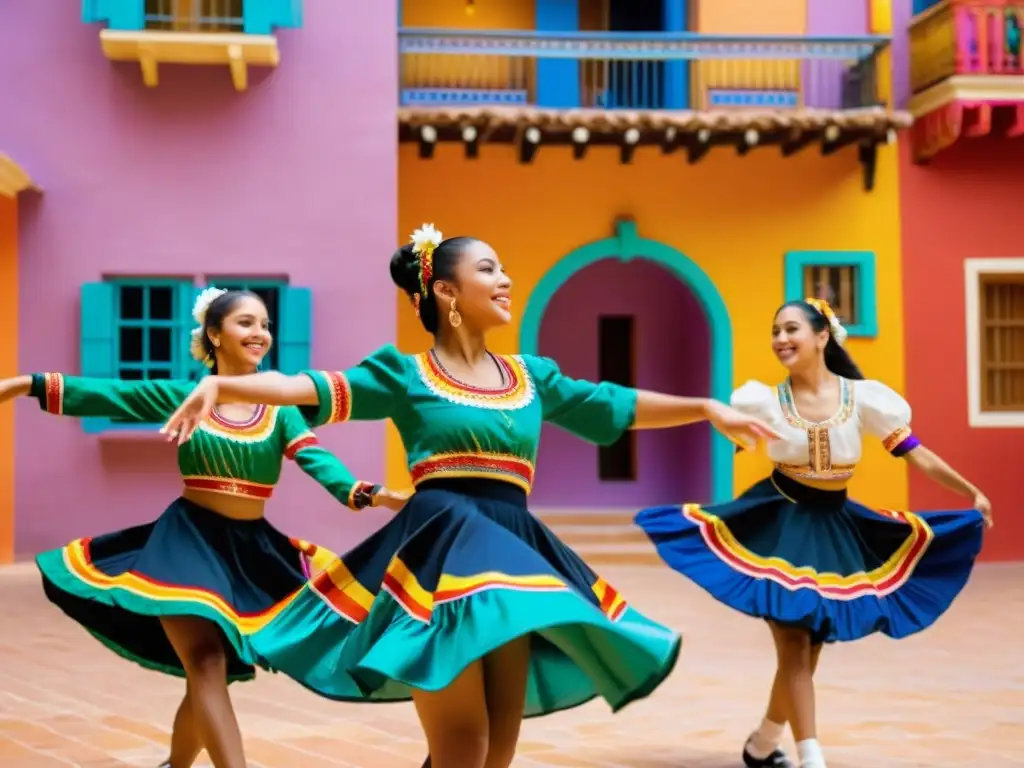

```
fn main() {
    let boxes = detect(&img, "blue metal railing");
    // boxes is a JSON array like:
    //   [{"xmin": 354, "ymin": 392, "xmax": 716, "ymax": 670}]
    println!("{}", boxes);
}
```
[{"xmin": 398, "ymin": 28, "xmax": 890, "ymax": 111}]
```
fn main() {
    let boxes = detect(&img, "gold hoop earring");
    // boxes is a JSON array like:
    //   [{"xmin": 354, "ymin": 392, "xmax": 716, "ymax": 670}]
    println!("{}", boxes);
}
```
[{"xmin": 448, "ymin": 298, "xmax": 462, "ymax": 329}]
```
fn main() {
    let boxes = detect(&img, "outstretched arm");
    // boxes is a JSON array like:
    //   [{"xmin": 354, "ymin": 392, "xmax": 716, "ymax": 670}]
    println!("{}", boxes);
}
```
[
  {"xmin": 903, "ymin": 447, "xmax": 991, "ymax": 525},
  {"xmin": 525, "ymin": 356, "xmax": 778, "ymax": 448},
  {"xmin": 0, "ymin": 373, "xmax": 193, "ymax": 423},
  {"xmin": 162, "ymin": 345, "xmax": 409, "ymax": 443},
  {"xmin": 861, "ymin": 380, "xmax": 991, "ymax": 527},
  {"xmin": 632, "ymin": 390, "xmax": 716, "ymax": 429},
  {"xmin": 214, "ymin": 372, "xmax": 319, "ymax": 406}
]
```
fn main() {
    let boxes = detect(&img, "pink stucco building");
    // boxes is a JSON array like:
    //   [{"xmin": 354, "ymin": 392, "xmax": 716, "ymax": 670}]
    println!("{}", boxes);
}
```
[{"xmin": 1, "ymin": 1, "xmax": 398, "ymax": 557}]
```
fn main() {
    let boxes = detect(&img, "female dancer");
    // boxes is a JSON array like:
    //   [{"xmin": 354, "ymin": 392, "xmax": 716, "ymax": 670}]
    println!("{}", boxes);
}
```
[
  {"xmin": 159, "ymin": 224, "xmax": 780, "ymax": 768},
  {"xmin": 0, "ymin": 288, "xmax": 406, "ymax": 768},
  {"xmin": 635, "ymin": 298, "xmax": 989, "ymax": 768}
]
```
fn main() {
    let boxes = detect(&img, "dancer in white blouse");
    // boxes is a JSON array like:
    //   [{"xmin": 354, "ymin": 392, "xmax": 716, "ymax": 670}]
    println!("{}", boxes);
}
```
[{"xmin": 635, "ymin": 298, "xmax": 990, "ymax": 768}]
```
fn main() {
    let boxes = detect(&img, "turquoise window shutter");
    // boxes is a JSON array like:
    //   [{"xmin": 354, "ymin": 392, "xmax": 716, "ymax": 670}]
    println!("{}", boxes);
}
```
[
  {"xmin": 243, "ymin": 0, "xmax": 303, "ymax": 34},
  {"xmin": 178, "ymin": 283, "xmax": 203, "ymax": 379},
  {"xmin": 80, "ymin": 282, "xmax": 117, "ymax": 433},
  {"xmin": 276, "ymin": 286, "xmax": 312, "ymax": 374},
  {"xmin": 81, "ymin": 0, "xmax": 145, "ymax": 30},
  {"xmin": 80, "ymin": 282, "xmax": 117, "ymax": 378}
]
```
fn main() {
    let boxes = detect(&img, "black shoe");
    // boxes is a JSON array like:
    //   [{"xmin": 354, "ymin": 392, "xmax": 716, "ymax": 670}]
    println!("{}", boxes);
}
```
[
  {"xmin": 421, "ymin": 758, "xmax": 431, "ymax": 768},
  {"xmin": 743, "ymin": 746, "xmax": 796, "ymax": 768}
]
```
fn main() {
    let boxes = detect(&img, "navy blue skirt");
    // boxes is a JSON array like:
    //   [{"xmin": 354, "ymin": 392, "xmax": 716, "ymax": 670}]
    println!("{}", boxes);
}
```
[
  {"xmin": 36, "ymin": 498, "xmax": 336, "ymax": 682},
  {"xmin": 635, "ymin": 471, "xmax": 985, "ymax": 644},
  {"xmin": 251, "ymin": 479, "xmax": 681, "ymax": 717}
]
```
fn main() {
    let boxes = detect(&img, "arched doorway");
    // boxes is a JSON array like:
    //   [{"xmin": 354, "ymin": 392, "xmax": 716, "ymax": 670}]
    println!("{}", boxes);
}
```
[{"xmin": 519, "ymin": 219, "xmax": 734, "ymax": 506}]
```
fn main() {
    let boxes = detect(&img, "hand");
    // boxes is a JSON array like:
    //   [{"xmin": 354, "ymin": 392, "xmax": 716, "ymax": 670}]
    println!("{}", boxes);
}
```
[
  {"xmin": 0, "ymin": 376, "xmax": 32, "ymax": 405},
  {"xmin": 974, "ymin": 492, "xmax": 993, "ymax": 528},
  {"xmin": 374, "ymin": 488, "xmax": 411, "ymax": 512},
  {"xmin": 705, "ymin": 400, "xmax": 780, "ymax": 449},
  {"xmin": 160, "ymin": 377, "xmax": 218, "ymax": 445}
]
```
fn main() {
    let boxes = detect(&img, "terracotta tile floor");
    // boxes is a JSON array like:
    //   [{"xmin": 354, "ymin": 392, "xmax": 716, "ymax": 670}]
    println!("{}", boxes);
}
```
[{"xmin": 1, "ymin": 561, "xmax": 1021, "ymax": 768}]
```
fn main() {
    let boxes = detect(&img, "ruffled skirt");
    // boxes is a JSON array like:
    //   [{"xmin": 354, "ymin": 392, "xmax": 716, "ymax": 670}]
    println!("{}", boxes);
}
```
[
  {"xmin": 35, "ymin": 497, "xmax": 336, "ymax": 681},
  {"xmin": 634, "ymin": 471, "xmax": 984, "ymax": 644},
  {"xmin": 251, "ymin": 478, "xmax": 682, "ymax": 716}
]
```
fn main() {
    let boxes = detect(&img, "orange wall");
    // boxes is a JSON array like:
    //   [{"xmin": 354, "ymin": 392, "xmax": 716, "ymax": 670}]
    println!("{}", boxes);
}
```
[
  {"xmin": 0, "ymin": 197, "xmax": 17, "ymax": 563},
  {"xmin": 401, "ymin": 0, "xmax": 535, "ymax": 28},
  {"xmin": 899, "ymin": 137, "xmax": 1024, "ymax": 561},
  {"xmin": 393, "ymin": 141, "xmax": 908, "ymax": 508},
  {"xmin": 691, "ymin": 0, "xmax": 805, "ymax": 107},
  {"xmin": 693, "ymin": 0, "xmax": 805, "ymax": 33}
]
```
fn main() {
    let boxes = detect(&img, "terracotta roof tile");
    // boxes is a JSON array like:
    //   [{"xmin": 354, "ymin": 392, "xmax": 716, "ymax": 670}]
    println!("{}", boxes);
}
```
[{"xmin": 398, "ymin": 106, "xmax": 912, "ymax": 134}]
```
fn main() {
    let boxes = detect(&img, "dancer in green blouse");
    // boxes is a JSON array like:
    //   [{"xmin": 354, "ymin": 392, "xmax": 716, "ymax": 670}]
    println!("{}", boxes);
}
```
[
  {"xmin": 0, "ymin": 289, "xmax": 405, "ymax": 768},
  {"xmin": 162, "ymin": 227, "xmax": 779, "ymax": 768}
]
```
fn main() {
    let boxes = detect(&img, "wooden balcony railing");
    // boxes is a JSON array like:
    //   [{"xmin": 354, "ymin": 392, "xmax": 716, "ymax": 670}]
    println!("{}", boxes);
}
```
[{"xmin": 910, "ymin": 0, "xmax": 1024, "ymax": 94}]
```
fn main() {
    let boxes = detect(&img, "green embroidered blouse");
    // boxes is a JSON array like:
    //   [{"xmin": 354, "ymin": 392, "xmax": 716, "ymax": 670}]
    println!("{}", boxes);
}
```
[
  {"xmin": 30, "ymin": 373, "xmax": 377, "ymax": 509},
  {"xmin": 300, "ymin": 345, "xmax": 638, "ymax": 494}
]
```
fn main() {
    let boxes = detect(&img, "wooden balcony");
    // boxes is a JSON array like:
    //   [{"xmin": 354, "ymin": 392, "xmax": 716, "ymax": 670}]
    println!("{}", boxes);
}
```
[
  {"xmin": 908, "ymin": 0, "xmax": 1024, "ymax": 161},
  {"xmin": 83, "ymin": 0, "xmax": 296, "ymax": 91},
  {"xmin": 398, "ymin": 29, "xmax": 911, "ymax": 190}
]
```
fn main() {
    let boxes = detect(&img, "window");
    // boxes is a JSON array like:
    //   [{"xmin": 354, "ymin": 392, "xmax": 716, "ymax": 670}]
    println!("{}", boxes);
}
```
[
  {"xmin": 144, "ymin": 0, "xmax": 245, "ymax": 33},
  {"xmin": 965, "ymin": 259, "xmax": 1024, "ymax": 427},
  {"xmin": 597, "ymin": 315, "xmax": 637, "ymax": 481},
  {"xmin": 114, "ymin": 281, "xmax": 191, "ymax": 381},
  {"xmin": 784, "ymin": 251, "xmax": 878, "ymax": 338},
  {"xmin": 78, "ymin": 278, "xmax": 312, "ymax": 434},
  {"xmin": 802, "ymin": 264, "xmax": 860, "ymax": 326}
]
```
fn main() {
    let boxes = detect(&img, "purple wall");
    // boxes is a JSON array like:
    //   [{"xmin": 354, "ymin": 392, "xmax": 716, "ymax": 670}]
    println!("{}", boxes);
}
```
[
  {"xmin": 893, "ymin": 0, "xmax": 912, "ymax": 108},
  {"xmin": 804, "ymin": 0, "xmax": 869, "ymax": 109},
  {"xmin": 532, "ymin": 259, "xmax": 710, "ymax": 508},
  {"xmin": 1, "ymin": 2, "xmax": 398, "ymax": 556}
]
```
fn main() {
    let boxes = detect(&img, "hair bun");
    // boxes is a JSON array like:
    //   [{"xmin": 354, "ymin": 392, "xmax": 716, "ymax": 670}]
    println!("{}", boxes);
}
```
[{"xmin": 389, "ymin": 243, "xmax": 421, "ymax": 296}]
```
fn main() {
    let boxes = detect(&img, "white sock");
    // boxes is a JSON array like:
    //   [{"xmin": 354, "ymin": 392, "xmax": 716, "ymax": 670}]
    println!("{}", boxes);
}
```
[
  {"xmin": 796, "ymin": 738, "xmax": 826, "ymax": 768},
  {"xmin": 746, "ymin": 718, "xmax": 785, "ymax": 759}
]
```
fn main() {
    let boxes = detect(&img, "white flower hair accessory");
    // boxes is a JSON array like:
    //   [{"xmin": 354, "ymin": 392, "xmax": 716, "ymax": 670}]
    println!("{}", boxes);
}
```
[
  {"xmin": 190, "ymin": 286, "xmax": 228, "ymax": 367},
  {"xmin": 805, "ymin": 297, "xmax": 848, "ymax": 347},
  {"xmin": 192, "ymin": 286, "xmax": 227, "ymax": 325},
  {"xmin": 409, "ymin": 223, "xmax": 443, "ymax": 297}
]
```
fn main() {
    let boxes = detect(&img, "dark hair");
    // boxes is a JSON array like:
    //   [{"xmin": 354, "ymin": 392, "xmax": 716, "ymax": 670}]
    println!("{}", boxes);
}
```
[
  {"xmin": 202, "ymin": 289, "xmax": 264, "ymax": 374},
  {"xmin": 389, "ymin": 236, "xmax": 477, "ymax": 334},
  {"xmin": 776, "ymin": 300, "xmax": 864, "ymax": 380}
]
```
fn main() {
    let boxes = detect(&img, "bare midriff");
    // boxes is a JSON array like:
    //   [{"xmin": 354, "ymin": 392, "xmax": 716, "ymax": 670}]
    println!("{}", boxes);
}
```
[
  {"xmin": 777, "ymin": 469, "xmax": 849, "ymax": 493},
  {"xmin": 182, "ymin": 488, "xmax": 267, "ymax": 521}
]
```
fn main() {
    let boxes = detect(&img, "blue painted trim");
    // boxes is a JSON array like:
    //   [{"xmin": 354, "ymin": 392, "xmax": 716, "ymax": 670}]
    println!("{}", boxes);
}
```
[
  {"xmin": 243, "ymin": 0, "xmax": 303, "ymax": 34},
  {"xmin": 519, "ymin": 220, "xmax": 735, "ymax": 504},
  {"xmin": 535, "ymin": 0, "xmax": 580, "ymax": 107},
  {"xmin": 401, "ymin": 88, "xmax": 529, "ymax": 106},
  {"xmin": 206, "ymin": 277, "xmax": 288, "ymax": 288},
  {"xmin": 783, "ymin": 250, "xmax": 879, "ymax": 338},
  {"xmin": 82, "ymin": 0, "xmax": 145, "ymax": 29},
  {"xmin": 399, "ymin": 27, "xmax": 893, "ymax": 48},
  {"xmin": 663, "ymin": 0, "xmax": 689, "ymax": 109},
  {"xmin": 708, "ymin": 89, "xmax": 799, "ymax": 107}
]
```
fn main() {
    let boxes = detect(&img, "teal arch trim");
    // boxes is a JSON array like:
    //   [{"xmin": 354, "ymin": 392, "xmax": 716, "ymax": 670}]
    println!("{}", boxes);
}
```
[
  {"xmin": 784, "ymin": 250, "xmax": 878, "ymax": 338},
  {"xmin": 519, "ymin": 219, "xmax": 734, "ymax": 503}
]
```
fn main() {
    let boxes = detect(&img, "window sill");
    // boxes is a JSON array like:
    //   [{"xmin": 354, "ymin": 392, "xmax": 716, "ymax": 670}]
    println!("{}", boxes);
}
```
[
  {"xmin": 84, "ymin": 418, "xmax": 170, "ymax": 441},
  {"xmin": 967, "ymin": 411, "xmax": 1024, "ymax": 429},
  {"xmin": 98, "ymin": 29, "xmax": 280, "ymax": 92}
]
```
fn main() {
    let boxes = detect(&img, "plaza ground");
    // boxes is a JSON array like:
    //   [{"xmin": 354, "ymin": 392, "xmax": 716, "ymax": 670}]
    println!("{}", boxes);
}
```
[{"xmin": 1, "ymin": 562, "xmax": 1021, "ymax": 767}]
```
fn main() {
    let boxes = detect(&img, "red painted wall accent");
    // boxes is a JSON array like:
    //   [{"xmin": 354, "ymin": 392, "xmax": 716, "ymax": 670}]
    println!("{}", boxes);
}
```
[{"xmin": 899, "ymin": 137, "xmax": 1024, "ymax": 561}]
